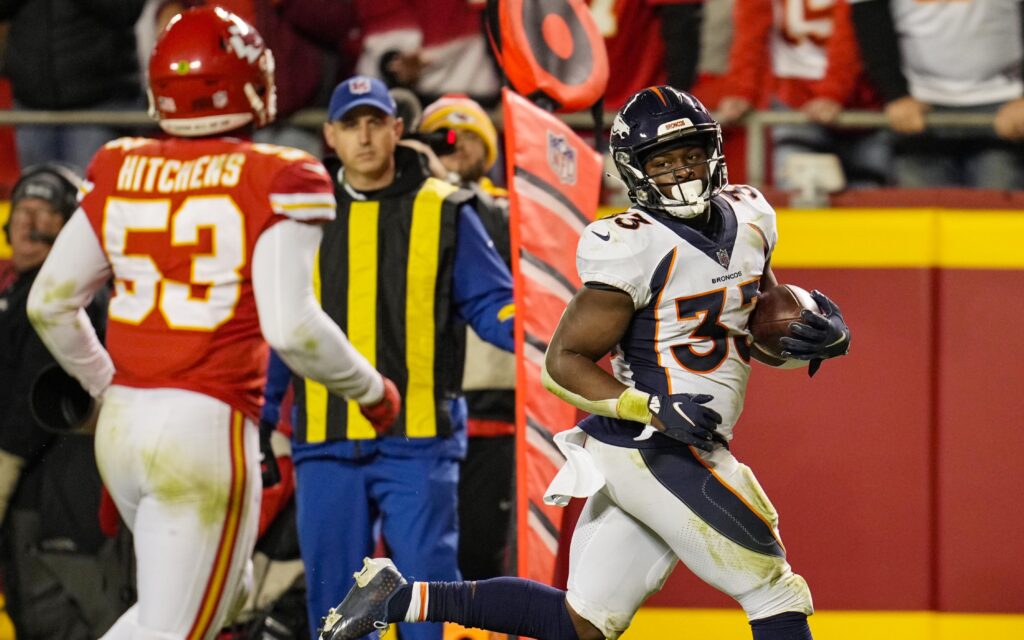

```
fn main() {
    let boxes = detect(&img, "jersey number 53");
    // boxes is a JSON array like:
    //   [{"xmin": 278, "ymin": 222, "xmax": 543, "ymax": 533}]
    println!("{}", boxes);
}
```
[{"xmin": 103, "ymin": 195, "xmax": 245, "ymax": 331}]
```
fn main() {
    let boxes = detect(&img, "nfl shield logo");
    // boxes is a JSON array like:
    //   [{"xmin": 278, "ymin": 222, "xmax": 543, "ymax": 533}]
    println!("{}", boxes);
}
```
[
  {"xmin": 158, "ymin": 96, "xmax": 177, "ymax": 113},
  {"xmin": 716, "ymin": 248, "xmax": 730, "ymax": 268},
  {"xmin": 547, "ymin": 131, "xmax": 577, "ymax": 186},
  {"xmin": 349, "ymin": 77, "xmax": 372, "ymax": 94}
]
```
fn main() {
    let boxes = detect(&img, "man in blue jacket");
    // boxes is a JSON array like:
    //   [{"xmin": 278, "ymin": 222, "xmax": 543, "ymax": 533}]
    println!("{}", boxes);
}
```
[{"xmin": 265, "ymin": 75, "xmax": 514, "ymax": 640}]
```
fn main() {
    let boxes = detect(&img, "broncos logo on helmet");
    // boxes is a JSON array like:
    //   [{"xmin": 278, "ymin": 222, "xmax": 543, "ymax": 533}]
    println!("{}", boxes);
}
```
[{"xmin": 609, "ymin": 86, "xmax": 727, "ymax": 219}]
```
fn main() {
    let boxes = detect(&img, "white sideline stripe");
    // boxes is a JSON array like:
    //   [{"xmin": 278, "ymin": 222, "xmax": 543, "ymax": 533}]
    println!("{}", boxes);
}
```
[
  {"xmin": 527, "ymin": 509, "xmax": 559, "ymax": 555},
  {"xmin": 513, "ymin": 175, "xmax": 587, "ymax": 234},
  {"xmin": 526, "ymin": 423, "xmax": 565, "ymax": 469},
  {"xmin": 521, "ymin": 259, "xmax": 574, "ymax": 304},
  {"xmin": 523, "ymin": 341, "xmax": 546, "ymax": 370}
]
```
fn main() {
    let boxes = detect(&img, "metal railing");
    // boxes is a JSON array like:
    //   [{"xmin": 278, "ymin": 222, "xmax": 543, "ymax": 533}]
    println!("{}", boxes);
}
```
[{"xmin": 0, "ymin": 109, "xmax": 999, "ymax": 189}]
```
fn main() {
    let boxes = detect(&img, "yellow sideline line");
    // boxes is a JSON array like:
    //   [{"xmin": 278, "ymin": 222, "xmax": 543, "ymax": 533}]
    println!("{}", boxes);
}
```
[
  {"xmin": 773, "ymin": 208, "xmax": 937, "ymax": 268},
  {"xmin": 406, "ymin": 610, "xmax": 1024, "ymax": 640},
  {"xmin": 773, "ymin": 209, "xmax": 1024, "ymax": 269},
  {"xmin": 594, "ymin": 206, "xmax": 1024, "ymax": 269},
  {"xmin": 5, "ymin": 202, "xmax": 1024, "ymax": 269},
  {"xmin": 0, "ymin": 201, "xmax": 9, "ymax": 258},
  {"xmin": 623, "ymin": 608, "xmax": 1024, "ymax": 640}
]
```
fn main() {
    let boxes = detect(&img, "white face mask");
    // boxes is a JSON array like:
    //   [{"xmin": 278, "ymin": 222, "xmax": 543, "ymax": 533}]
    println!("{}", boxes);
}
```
[
  {"xmin": 655, "ymin": 169, "xmax": 712, "ymax": 219},
  {"xmin": 667, "ymin": 179, "xmax": 707, "ymax": 214}
]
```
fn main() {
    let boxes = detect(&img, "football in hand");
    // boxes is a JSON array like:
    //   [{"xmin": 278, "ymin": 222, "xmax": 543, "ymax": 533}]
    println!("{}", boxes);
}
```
[{"xmin": 748, "ymin": 284, "xmax": 821, "ymax": 360}]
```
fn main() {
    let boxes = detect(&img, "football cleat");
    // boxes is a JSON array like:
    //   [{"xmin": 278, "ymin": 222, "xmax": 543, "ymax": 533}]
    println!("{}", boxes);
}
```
[{"xmin": 319, "ymin": 557, "xmax": 407, "ymax": 640}]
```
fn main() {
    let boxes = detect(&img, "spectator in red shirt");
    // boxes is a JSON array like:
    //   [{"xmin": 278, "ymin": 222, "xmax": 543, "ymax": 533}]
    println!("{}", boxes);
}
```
[
  {"xmin": 718, "ymin": 0, "xmax": 891, "ymax": 188},
  {"xmin": 354, "ymin": 0, "xmax": 500, "ymax": 106},
  {"xmin": 590, "ymin": 0, "xmax": 705, "ymax": 111}
]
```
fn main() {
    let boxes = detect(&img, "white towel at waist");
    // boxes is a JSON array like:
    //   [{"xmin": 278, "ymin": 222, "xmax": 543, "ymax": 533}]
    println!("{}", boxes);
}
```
[{"xmin": 543, "ymin": 427, "xmax": 606, "ymax": 507}]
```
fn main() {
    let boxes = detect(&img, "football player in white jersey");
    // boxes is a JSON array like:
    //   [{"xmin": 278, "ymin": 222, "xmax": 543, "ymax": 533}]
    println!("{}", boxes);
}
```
[{"xmin": 316, "ymin": 87, "xmax": 851, "ymax": 640}]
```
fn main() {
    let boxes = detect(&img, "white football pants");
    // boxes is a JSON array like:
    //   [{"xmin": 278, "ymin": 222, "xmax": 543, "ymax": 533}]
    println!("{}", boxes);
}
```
[
  {"xmin": 96, "ymin": 385, "xmax": 261, "ymax": 640},
  {"xmin": 564, "ymin": 433, "xmax": 813, "ymax": 639}
]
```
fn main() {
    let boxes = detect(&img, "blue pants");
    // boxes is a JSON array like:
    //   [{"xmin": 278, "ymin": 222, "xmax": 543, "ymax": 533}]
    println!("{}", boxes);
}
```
[
  {"xmin": 892, "ymin": 102, "xmax": 1024, "ymax": 189},
  {"xmin": 294, "ymin": 453, "xmax": 460, "ymax": 640}
]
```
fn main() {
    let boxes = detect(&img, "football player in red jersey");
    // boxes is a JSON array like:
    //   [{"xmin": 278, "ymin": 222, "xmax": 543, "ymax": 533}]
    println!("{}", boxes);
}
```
[{"xmin": 26, "ymin": 7, "xmax": 399, "ymax": 640}]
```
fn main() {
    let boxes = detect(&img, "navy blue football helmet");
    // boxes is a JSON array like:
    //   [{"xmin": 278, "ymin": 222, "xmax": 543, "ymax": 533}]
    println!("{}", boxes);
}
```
[{"xmin": 609, "ymin": 86, "xmax": 727, "ymax": 218}]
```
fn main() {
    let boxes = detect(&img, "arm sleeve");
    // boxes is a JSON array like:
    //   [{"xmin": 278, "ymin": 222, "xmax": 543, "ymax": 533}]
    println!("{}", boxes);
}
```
[
  {"xmin": 252, "ymin": 219, "xmax": 384, "ymax": 405},
  {"xmin": 658, "ymin": 2, "xmax": 704, "ymax": 92},
  {"xmin": 26, "ymin": 210, "xmax": 115, "ymax": 399},
  {"xmin": 452, "ymin": 205, "xmax": 515, "ymax": 353},
  {"xmin": 260, "ymin": 350, "xmax": 293, "ymax": 424},
  {"xmin": 849, "ymin": 0, "xmax": 909, "ymax": 102}
]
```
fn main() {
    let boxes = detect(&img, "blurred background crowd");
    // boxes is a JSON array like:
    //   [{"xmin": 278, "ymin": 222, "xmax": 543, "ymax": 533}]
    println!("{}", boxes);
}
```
[{"xmin": 1, "ymin": 0, "xmax": 1022, "ymax": 198}]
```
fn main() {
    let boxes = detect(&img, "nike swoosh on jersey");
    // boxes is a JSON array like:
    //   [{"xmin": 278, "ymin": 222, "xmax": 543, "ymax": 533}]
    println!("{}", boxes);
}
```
[
  {"xmin": 592, "ymin": 230, "xmax": 611, "ymax": 241},
  {"xmin": 672, "ymin": 402, "xmax": 697, "ymax": 426}
]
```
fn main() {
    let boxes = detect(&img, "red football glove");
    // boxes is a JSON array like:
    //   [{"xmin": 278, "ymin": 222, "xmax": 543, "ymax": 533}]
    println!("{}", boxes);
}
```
[{"xmin": 359, "ymin": 376, "xmax": 401, "ymax": 434}]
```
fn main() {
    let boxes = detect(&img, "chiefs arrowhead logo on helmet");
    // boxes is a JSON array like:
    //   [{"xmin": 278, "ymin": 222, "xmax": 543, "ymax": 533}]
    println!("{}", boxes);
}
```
[{"xmin": 226, "ymin": 23, "xmax": 264, "ymax": 64}]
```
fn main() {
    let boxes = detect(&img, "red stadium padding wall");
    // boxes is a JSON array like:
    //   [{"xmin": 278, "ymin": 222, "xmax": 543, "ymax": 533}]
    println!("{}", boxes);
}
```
[
  {"xmin": 649, "ymin": 266, "xmax": 938, "ymax": 611},
  {"xmin": 503, "ymin": 88, "xmax": 603, "ymax": 583},
  {"xmin": 935, "ymin": 269, "xmax": 1024, "ymax": 612}
]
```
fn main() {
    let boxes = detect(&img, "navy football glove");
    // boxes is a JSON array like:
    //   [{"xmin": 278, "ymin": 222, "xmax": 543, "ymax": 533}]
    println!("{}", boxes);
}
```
[
  {"xmin": 648, "ymin": 393, "xmax": 723, "ymax": 451},
  {"xmin": 258, "ymin": 419, "xmax": 281, "ymax": 488},
  {"xmin": 779, "ymin": 289, "xmax": 851, "ymax": 377}
]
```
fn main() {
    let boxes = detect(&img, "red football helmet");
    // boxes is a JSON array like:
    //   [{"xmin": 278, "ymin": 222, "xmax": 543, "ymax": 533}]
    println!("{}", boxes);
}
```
[{"xmin": 147, "ymin": 6, "xmax": 276, "ymax": 137}]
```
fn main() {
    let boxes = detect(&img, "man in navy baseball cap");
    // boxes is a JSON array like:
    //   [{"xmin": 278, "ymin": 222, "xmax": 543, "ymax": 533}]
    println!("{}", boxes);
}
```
[
  {"xmin": 327, "ymin": 75, "xmax": 397, "ymax": 122},
  {"xmin": 302, "ymin": 69, "xmax": 515, "ymax": 640},
  {"xmin": 323, "ymin": 75, "xmax": 405, "ymax": 189}
]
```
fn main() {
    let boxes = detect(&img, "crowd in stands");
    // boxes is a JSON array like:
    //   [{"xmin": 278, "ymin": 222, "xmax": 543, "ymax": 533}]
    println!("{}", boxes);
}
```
[
  {"xmin": 0, "ymin": 1, "xmax": 1021, "ymax": 639},
  {"xmin": 0, "ymin": 0, "xmax": 1021, "ymax": 196}
]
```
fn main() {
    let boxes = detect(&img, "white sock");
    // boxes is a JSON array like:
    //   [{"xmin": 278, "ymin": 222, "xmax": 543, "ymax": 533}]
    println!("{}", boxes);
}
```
[{"xmin": 405, "ymin": 581, "xmax": 429, "ymax": 623}]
